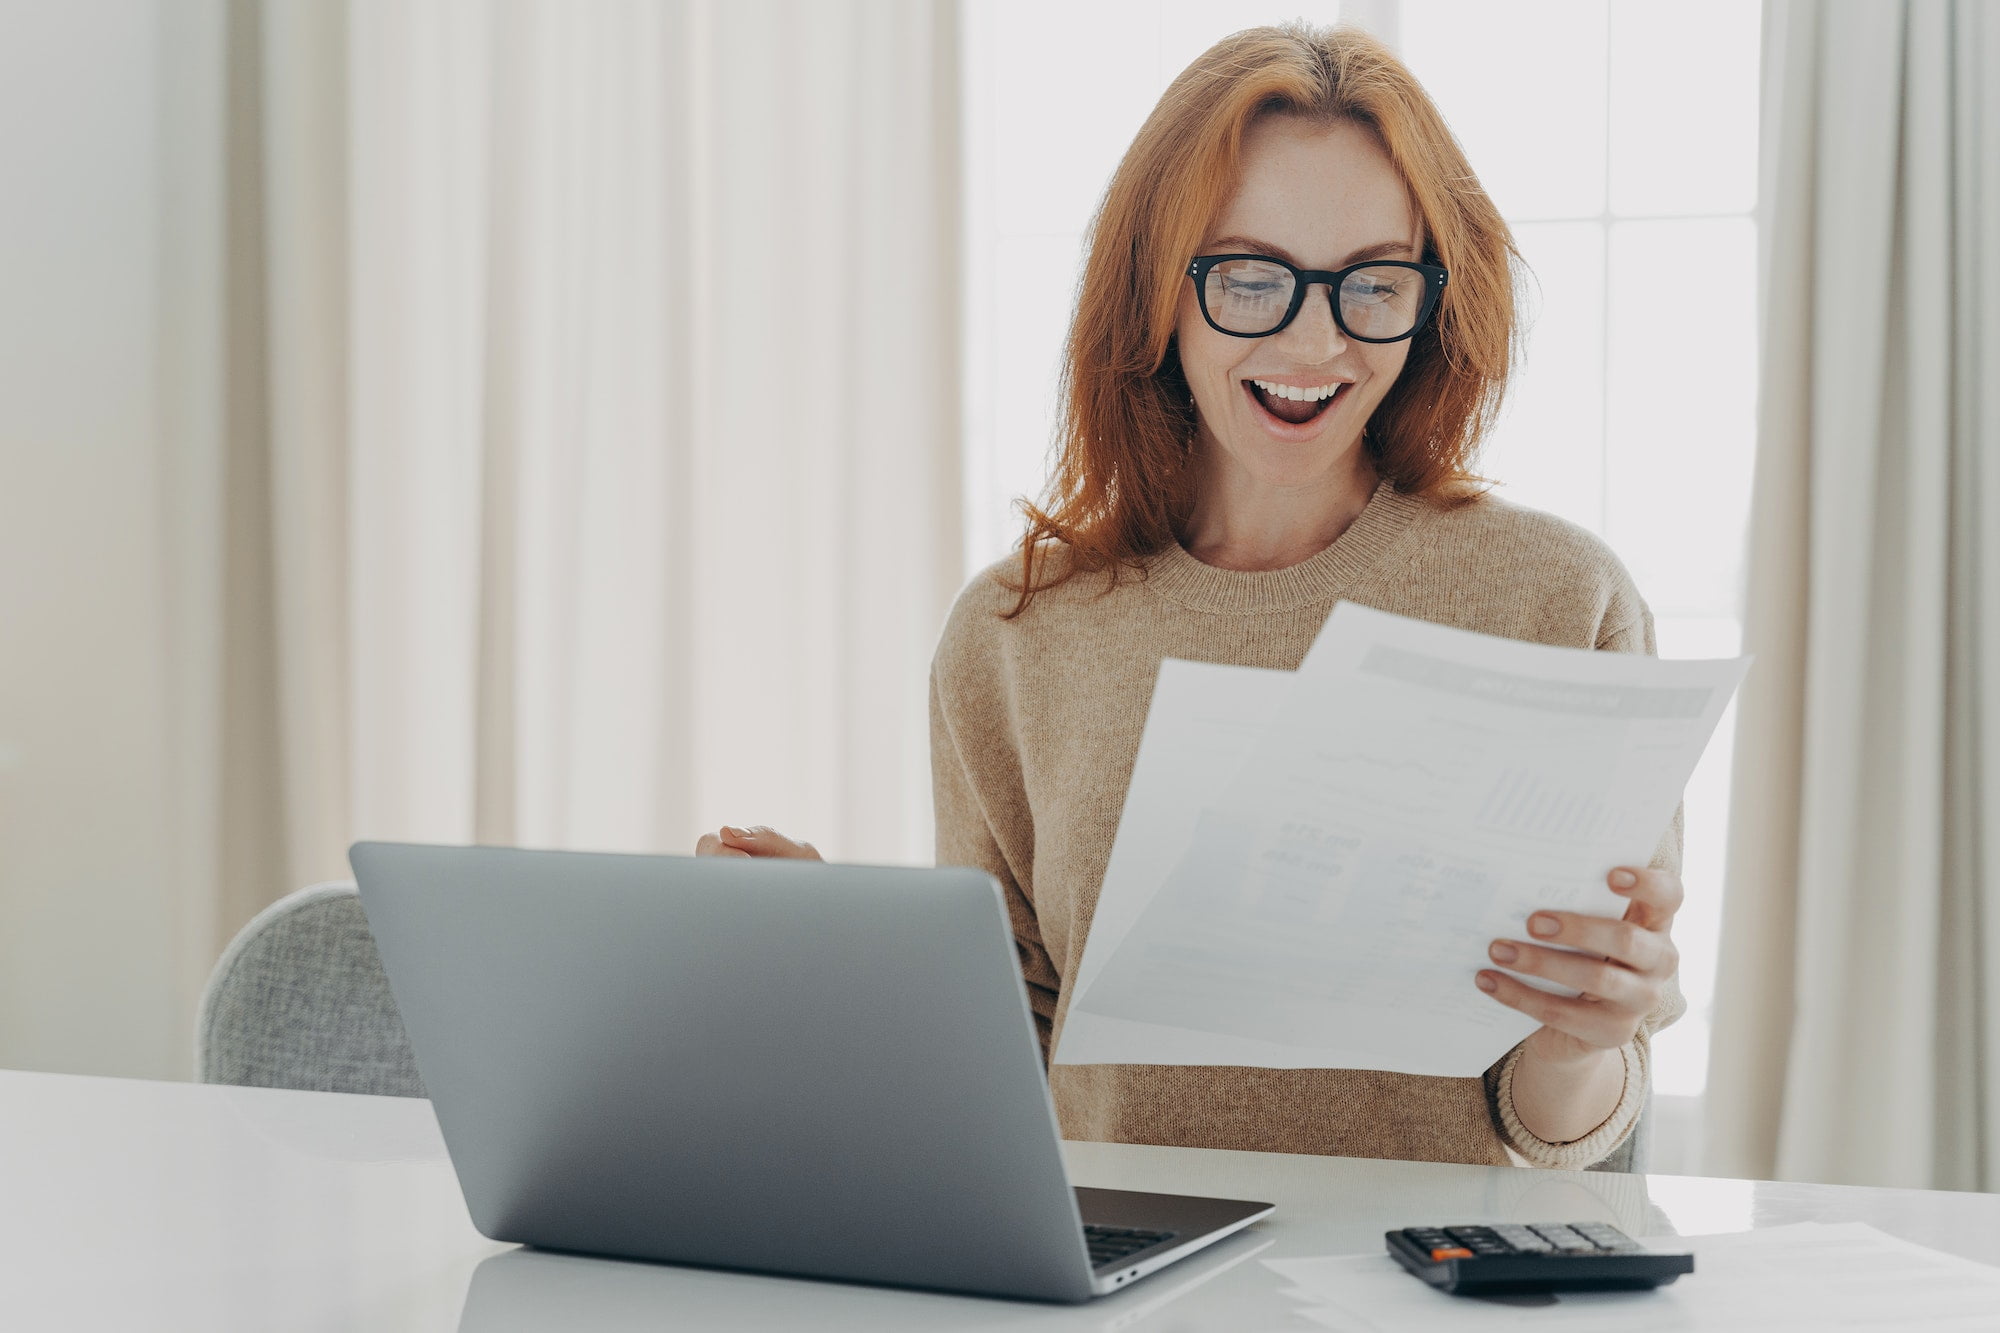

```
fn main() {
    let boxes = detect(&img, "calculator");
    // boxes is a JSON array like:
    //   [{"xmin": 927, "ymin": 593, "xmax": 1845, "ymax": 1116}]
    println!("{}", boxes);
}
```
[{"xmin": 1385, "ymin": 1222, "xmax": 1695, "ymax": 1295}]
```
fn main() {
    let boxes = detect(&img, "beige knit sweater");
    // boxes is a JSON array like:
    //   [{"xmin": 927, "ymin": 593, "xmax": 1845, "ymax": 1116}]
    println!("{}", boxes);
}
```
[{"xmin": 928, "ymin": 480, "xmax": 1685, "ymax": 1170}]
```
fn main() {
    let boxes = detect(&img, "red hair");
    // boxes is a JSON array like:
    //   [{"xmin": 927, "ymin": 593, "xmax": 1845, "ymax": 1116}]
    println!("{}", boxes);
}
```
[{"xmin": 1006, "ymin": 21, "xmax": 1522, "ymax": 617}]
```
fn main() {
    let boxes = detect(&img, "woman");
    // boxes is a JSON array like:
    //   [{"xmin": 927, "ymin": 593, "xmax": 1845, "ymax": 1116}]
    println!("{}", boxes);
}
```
[{"xmin": 699, "ymin": 22, "xmax": 1683, "ymax": 1170}]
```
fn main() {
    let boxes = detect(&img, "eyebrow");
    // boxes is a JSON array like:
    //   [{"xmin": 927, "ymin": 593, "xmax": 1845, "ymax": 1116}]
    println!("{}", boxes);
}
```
[{"xmin": 1205, "ymin": 235, "xmax": 1418, "ymax": 267}]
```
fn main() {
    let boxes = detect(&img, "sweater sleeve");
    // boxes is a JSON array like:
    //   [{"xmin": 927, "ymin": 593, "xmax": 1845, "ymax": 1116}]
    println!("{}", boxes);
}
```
[
  {"xmin": 928, "ymin": 595, "xmax": 1064, "ymax": 1062},
  {"xmin": 1486, "ymin": 602, "xmax": 1689, "ymax": 1169}
]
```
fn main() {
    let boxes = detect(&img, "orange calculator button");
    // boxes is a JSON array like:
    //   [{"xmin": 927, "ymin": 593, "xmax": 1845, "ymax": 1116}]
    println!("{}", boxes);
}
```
[{"xmin": 1429, "ymin": 1247, "xmax": 1475, "ymax": 1261}]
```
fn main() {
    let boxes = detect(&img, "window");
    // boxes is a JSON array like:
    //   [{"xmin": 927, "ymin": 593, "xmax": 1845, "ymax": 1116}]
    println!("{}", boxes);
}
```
[
  {"xmin": 1398, "ymin": 3, "xmax": 1760, "ymax": 1130},
  {"xmin": 963, "ymin": 0, "xmax": 1760, "ymax": 1163}
]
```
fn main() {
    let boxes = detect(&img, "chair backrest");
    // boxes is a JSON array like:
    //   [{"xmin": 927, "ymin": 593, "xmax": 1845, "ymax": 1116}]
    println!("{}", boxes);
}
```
[
  {"xmin": 1585, "ymin": 1092, "xmax": 1652, "ymax": 1174},
  {"xmin": 195, "ymin": 881, "xmax": 425, "ymax": 1098}
]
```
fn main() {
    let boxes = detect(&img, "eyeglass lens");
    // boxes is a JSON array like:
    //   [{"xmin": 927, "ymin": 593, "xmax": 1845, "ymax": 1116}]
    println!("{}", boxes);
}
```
[{"xmin": 1202, "ymin": 258, "xmax": 1426, "ymax": 339}]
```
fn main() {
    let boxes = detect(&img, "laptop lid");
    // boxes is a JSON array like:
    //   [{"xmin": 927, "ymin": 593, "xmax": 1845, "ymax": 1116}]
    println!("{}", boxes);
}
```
[{"xmin": 350, "ymin": 842, "xmax": 1099, "ymax": 1302}]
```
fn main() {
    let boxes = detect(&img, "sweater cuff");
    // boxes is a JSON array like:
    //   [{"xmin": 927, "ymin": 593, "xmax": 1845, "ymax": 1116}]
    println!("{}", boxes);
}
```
[{"xmin": 1493, "ymin": 1039, "xmax": 1646, "ymax": 1170}]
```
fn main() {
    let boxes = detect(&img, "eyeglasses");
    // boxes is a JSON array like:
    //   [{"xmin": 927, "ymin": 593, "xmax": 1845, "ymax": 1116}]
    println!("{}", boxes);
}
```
[{"xmin": 1187, "ymin": 254, "xmax": 1449, "ymax": 342}]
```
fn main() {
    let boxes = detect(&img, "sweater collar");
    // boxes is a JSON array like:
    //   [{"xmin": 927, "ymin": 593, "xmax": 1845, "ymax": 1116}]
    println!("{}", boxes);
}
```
[{"xmin": 1141, "ymin": 479, "xmax": 1425, "ymax": 614}]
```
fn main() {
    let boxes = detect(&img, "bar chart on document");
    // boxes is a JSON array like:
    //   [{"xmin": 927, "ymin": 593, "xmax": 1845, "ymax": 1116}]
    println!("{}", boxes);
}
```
[
  {"xmin": 1057, "ymin": 604, "xmax": 1749, "ymax": 1078},
  {"xmin": 1481, "ymin": 768, "xmax": 1614, "ymax": 841}
]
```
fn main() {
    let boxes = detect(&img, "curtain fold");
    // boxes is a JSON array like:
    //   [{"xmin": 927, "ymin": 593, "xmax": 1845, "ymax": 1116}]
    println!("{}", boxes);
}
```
[
  {"xmin": 172, "ymin": 0, "xmax": 962, "ymax": 1033},
  {"xmin": 1703, "ymin": 0, "xmax": 2000, "ymax": 1190}
]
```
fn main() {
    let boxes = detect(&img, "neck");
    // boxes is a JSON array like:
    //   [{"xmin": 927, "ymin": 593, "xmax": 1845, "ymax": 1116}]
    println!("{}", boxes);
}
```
[{"xmin": 1180, "ymin": 445, "xmax": 1380, "ymax": 572}]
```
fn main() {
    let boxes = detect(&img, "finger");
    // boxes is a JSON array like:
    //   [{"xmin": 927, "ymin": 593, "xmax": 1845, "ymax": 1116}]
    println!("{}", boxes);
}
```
[
  {"xmin": 720, "ymin": 825, "xmax": 823, "ymax": 861},
  {"xmin": 1486, "ymin": 938, "xmax": 1655, "ymax": 1009},
  {"xmin": 1475, "ymin": 970, "xmax": 1634, "ymax": 1050},
  {"xmin": 1518, "ymin": 911, "xmax": 1670, "ymax": 974},
  {"xmin": 1609, "ymin": 866, "xmax": 1684, "ymax": 932}
]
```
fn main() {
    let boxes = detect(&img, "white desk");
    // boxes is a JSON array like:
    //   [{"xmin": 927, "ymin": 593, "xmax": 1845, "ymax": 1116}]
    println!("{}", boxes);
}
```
[{"xmin": 3, "ymin": 1069, "xmax": 1996, "ymax": 1331}]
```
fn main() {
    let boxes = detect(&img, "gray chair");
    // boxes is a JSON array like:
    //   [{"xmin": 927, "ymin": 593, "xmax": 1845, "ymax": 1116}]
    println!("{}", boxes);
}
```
[
  {"xmin": 1586, "ymin": 1093, "xmax": 1651, "ymax": 1174},
  {"xmin": 195, "ymin": 881, "xmax": 425, "ymax": 1098}
]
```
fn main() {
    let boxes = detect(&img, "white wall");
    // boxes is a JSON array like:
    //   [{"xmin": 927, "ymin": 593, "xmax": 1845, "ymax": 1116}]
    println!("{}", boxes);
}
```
[{"xmin": 0, "ymin": 0, "xmax": 185, "ymax": 1078}]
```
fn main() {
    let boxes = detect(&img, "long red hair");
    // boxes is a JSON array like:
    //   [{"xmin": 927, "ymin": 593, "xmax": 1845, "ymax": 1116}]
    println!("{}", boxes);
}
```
[{"xmin": 1006, "ymin": 21, "xmax": 1522, "ymax": 617}]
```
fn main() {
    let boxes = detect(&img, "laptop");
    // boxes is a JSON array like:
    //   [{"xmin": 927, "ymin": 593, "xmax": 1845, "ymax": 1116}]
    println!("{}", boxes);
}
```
[{"xmin": 349, "ymin": 842, "xmax": 1273, "ymax": 1303}]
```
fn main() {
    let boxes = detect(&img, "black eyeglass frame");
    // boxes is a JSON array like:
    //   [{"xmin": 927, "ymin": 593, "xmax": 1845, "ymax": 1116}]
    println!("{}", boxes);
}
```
[{"xmin": 1186, "ymin": 254, "xmax": 1450, "ymax": 343}]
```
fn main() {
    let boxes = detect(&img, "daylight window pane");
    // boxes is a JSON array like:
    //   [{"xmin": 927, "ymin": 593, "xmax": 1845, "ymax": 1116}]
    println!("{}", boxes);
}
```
[
  {"xmin": 1609, "ymin": 1, "xmax": 1761, "ymax": 216},
  {"xmin": 1477, "ymin": 222, "xmax": 1605, "ymax": 532},
  {"xmin": 988, "ymin": 1, "xmax": 1165, "ymax": 236},
  {"xmin": 1604, "ymin": 219, "xmax": 1757, "ymax": 617},
  {"xmin": 1400, "ymin": 0, "xmax": 1608, "ymax": 221},
  {"xmin": 981, "ymin": 232, "xmax": 1083, "ymax": 562},
  {"xmin": 1649, "ymin": 614, "xmax": 1743, "ymax": 1097}
]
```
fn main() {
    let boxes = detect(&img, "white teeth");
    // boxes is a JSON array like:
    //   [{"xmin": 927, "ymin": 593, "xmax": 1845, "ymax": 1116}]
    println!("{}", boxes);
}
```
[{"xmin": 1251, "ymin": 379, "xmax": 1343, "ymax": 402}]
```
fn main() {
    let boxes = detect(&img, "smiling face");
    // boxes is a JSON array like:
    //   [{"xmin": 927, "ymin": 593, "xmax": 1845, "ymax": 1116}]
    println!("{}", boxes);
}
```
[{"xmin": 1176, "ymin": 114, "xmax": 1423, "ymax": 498}]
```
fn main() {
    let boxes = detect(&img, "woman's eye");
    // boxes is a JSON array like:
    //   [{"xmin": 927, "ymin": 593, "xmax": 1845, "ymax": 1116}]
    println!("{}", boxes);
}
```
[{"xmin": 1223, "ymin": 280, "xmax": 1284, "ymax": 298}]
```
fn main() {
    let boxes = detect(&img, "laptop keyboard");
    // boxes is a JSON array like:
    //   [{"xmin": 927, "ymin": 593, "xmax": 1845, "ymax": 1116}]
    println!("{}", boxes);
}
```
[{"xmin": 1084, "ymin": 1225, "xmax": 1177, "ymax": 1269}]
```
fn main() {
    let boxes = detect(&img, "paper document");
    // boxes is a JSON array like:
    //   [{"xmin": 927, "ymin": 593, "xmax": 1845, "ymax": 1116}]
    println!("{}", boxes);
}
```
[
  {"xmin": 1056, "ymin": 602, "xmax": 1747, "ymax": 1076},
  {"xmin": 1264, "ymin": 1223, "xmax": 2000, "ymax": 1331}
]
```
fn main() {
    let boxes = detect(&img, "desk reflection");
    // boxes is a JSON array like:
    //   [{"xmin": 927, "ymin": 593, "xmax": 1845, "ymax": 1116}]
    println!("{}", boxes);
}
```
[
  {"xmin": 455, "ymin": 1228, "xmax": 1274, "ymax": 1333},
  {"xmin": 448, "ymin": 1153, "xmax": 1686, "ymax": 1332}
]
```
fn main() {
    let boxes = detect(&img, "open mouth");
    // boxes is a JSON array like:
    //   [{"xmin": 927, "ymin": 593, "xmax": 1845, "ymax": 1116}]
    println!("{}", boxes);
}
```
[{"xmin": 1245, "ymin": 378, "xmax": 1345, "ymax": 427}]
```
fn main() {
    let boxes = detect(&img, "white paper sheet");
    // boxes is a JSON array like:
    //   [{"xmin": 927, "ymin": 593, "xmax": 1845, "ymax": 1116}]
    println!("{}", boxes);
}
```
[
  {"xmin": 1057, "ymin": 602, "xmax": 1748, "ymax": 1076},
  {"xmin": 1056, "ymin": 660, "xmax": 1332, "ymax": 1068},
  {"xmin": 1265, "ymin": 1223, "xmax": 2000, "ymax": 1331}
]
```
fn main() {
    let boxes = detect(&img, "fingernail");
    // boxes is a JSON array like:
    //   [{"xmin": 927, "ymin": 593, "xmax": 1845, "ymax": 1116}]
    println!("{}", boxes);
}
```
[
  {"xmin": 1489, "ymin": 941, "xmax": 1518, "ymax": 964},
  {"xmin": 1529, "ymin": 913, "xmax": 1560, "ymax": 938},
  {"xmin": 1475, "ymin": 973, "xmax": 1498, "ymax": 993},
  {"xmin": 1610, "ymin": 869, "xmax": 1637, "ymax": 890},
  {"xmin": 723, "ymin": 825, "xmax": 753, "ymax": 839}
]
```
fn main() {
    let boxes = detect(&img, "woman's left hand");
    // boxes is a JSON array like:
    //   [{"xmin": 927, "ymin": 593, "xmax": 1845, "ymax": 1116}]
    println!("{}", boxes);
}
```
[{"xmin": 1475, "ymin": 866, "xmax": 1682, "ymax": 1063}]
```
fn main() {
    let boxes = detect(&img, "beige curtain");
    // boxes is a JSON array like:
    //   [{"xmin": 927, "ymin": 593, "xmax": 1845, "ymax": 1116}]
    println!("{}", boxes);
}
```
[
  {"xmin": 164, "ymin": 0, "xmax": 963, "ymax": 1048},
  {"xmin": 1703, "ymin": 0, "xmax": 2000, "ymax": 1190}
]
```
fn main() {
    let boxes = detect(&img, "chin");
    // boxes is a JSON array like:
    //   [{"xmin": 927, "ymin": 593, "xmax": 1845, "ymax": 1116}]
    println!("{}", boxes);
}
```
[{"xmin": 1230, "ymin": 431, "xmax": 1368, "ymax": 486}]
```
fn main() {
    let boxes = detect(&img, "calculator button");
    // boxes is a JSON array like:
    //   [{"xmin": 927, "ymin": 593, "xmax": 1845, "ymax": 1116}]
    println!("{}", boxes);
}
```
[
  {"xmin": 1491, "ymin": 1225, "xmax": 1553, "ymax": 1251},
  {"xmin": 1528, "ymin": 1224, "xmax": 1596, "ymax": 1252},
  {"xmin": 1428, "ymin": 1247, "xmax": 1474, "ymax": 1261},
  {"xmin": 1573, "ymin": 1222, "xmax": 1635, "ymax": 1250}
]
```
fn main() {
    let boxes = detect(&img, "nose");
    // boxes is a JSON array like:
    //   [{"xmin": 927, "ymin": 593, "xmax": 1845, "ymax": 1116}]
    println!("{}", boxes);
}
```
[{"xmin": 1276, "ymin": 281, "xmax": 1349, "ymax": 361}]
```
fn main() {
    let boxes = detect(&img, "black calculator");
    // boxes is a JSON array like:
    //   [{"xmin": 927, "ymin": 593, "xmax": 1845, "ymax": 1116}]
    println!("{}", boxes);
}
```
[{"xmin": 1386, "ymin": 1222, "xmax": 1694, "ymax": 1295}]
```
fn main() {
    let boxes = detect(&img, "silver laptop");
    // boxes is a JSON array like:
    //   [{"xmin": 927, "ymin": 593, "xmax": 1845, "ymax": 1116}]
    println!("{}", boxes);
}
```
[{"xmin": 349, "ymin": 842, "xmax": 1273, "ymax": 1303}]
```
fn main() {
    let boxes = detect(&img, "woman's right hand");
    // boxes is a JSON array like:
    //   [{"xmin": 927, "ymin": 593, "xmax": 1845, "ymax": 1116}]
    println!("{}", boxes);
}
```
[{"xmin": 693, "ymin": 825, "xmax": 823, "ymax": 860}]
